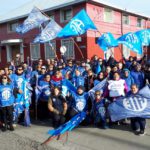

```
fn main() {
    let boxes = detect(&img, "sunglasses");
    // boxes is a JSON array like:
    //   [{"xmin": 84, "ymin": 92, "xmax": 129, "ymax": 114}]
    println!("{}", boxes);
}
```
[{"xmin": 17, "ymin": 69, "xmax": 23, "ymax": 71}]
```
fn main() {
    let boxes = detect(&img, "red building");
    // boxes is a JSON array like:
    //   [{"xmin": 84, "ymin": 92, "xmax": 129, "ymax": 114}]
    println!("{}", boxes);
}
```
[{"xmin": 0, "ymin": 0, "xmax": 149, "ymax": 67}]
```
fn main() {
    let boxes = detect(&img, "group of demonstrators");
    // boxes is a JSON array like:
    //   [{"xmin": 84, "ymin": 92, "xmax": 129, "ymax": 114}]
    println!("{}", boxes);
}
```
[{"xmin": 0, "ymin": 52, "xmax": 149, "ymax": 136}]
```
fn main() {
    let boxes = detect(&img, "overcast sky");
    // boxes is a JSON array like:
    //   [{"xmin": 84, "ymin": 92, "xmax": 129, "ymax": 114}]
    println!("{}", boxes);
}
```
[{"xmin": 0, "ymin": 0, "xmax": 149, "ymax": 17}]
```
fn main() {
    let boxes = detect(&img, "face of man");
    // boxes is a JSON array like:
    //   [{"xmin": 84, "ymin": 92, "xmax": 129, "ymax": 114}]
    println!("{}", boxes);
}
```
[
  {"xmin": 131, "ymin": 85, "xmax": 138, "ymax": 94},
  {"xmin": 17, "ymin": 67, "xmax": 23, "ymax": 74}
]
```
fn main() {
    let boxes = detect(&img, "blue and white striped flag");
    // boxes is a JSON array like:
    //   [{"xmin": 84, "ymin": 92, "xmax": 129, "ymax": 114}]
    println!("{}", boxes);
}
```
[
  {"xmin": 33, "ymin": 19, "xmax": 62, "ymax": 43},
  {"xmin": 16, "ymin": 7, "xmax": 49, "ymax": 34},
  {"xmin": 135, "ymin": 29, "xmax": 150, "ymax": 46}
]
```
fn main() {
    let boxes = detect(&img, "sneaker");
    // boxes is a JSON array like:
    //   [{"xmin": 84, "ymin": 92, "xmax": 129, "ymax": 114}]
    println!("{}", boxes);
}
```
[
  {"xmin": 103, "ymin": 125, "xmax": 109, "ymax": 129},
  {"xmin": 138, "ymin": 130, "xmax": 145, "ymax": 136},
  {"xmin": 1, "ymin": 127, "xmax": 7, "ymax": 132},
  {"xmin": 9, "ymin": 125, "xmax": 14, "ymax": 131},
  {"xmin": 12, "ymin": 124, "xmax": 17, "ymax": 128}
]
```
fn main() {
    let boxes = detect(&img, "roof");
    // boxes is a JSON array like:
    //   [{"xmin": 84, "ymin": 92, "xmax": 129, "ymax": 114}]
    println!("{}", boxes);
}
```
[
  {"xmin": 0, "ymin": 0, "xmax": 85, "ymax": 23},
  {"xmin": 92, "ymin": 0, "xmax": 149, "ymax": 18},
  {"xmin": 0, "ymin": 0, "xmax": 149, "ymax": 24}
]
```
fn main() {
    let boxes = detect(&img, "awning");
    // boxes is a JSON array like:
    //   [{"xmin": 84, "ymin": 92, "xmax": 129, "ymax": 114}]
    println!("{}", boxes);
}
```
[{"xmin": 1, "ymin": 39, "xmax": 23, "ymax": 45}]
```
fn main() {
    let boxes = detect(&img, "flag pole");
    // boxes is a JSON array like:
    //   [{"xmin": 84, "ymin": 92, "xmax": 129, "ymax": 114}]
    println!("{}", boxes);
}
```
[
  {"xmin": 34, "ymin": 6, "xmax": 51, "ymax": 19},
  {"xmin": 34, "ymin": 6, "xmax": 58, "ymax": 60},
  {"xmin": 71, "ymin": 37, "xmax": 84, "ymax": 59}
]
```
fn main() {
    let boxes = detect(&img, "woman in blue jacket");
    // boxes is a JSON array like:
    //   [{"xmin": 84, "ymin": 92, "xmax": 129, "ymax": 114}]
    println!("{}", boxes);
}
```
[{"xmin": 0, "ymin": 75, "xmax": 16, "ymax": 132}]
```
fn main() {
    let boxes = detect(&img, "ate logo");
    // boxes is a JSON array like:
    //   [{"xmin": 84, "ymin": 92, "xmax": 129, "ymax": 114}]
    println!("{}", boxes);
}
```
[
  {"xmin": 125, "ymin": 33, "xmax": 139, "ymax": 44},
  {"xmin": 2, "ymin": 90, "xmax": 11, "ymax": 100},
  {"xmin": 103, "ymin": 33, "xmax": 111, "ymax": 45},
  {"xmin": 142, "ymin": 30, "xmax": 150, "ymax": 44},
  {"xmin": 123, "ymin": 97, "xmax": 147, "ymax": 112},
  {"xmin": 70, "ymin": 19, "xmax": 85, "ymax": 34}
]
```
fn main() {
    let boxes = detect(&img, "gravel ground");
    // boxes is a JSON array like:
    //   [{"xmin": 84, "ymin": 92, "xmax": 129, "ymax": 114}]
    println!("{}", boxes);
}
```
[{"xmin": 0, "ymin": 131, "xmax": 55, "ymax": 150}]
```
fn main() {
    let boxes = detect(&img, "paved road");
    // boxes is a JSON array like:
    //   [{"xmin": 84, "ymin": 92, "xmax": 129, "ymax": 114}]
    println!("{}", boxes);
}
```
[{"xmin": 0, "ymin": 120, "xmax": 150, "ymax": 150}]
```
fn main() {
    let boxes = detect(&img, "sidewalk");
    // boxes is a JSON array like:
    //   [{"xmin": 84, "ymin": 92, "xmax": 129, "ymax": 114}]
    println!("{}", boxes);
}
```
[{"xmin": 0, "ymin": 120, "xmax": 150, "ymax": 150}]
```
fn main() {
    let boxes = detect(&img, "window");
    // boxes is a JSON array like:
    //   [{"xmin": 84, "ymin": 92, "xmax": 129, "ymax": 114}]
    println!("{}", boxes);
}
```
[
  {"xmin": 122, "ymin": 45, "xmax": 130, "ymax": 59},
  {"xmin": 60, "ymin": 8, "xmax": 72, "ymax": 22},
  {"xmin": 105, "ymin": 48, "xmax": 114, "ymax": 60},
  {"xmin": 44, "ymin": 41, "xmax": 56, "ymax": 59},
  {"xmin": 104, "ymin": 8, "xmax": 113, "ymax": 23},
  {"xmin": 137, "ymin": 18, "xmax": 143, "ymax": 28},
  {"xmin": 30, "ymin": 44, "xmax": 40, "ymax": 60},
  {"xmin": 61, "ymin": 38, "xmax": 74, "ymax": 59},
  {"xmin": 7, "ymin": 21, "xmax": 18, "ymax": 32},
  {"xmin": 122, "ymin": 14, "xmax": 130, "ymax": 25}
]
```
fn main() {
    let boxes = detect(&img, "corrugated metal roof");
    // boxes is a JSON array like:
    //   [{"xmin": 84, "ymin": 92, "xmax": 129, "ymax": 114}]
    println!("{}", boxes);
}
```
[
  {"xmin": 0, "ymin": 0, "xmax": 149, "ymax": 24},
  {"xmin": 0, "ymin": 0, "xmax": 85, "ymax": 23}
]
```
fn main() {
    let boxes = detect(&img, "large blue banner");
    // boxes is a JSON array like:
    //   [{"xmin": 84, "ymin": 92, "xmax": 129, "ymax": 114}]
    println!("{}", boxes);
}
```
[
  {"xmin": 16, "ymin": 7, "xmax": 49, "ymax": 34},
  {"xmin": 108, "ymin": 86, "xmax": 150, "ymax": 122},
  {"xmin": 117, "ymin": 32, "xmax": 142, "ymax": 55},
  {"xmin": 33, "ymin": 19, "xmax": 62, "ymax": 43},
  {"xmin": 135, "ymin": 29, "xmax": 150, "ymax": 46},
  {"xmin": 97, "ymin": 32, "xmax": 118, "ymax": 52},
  {"xmin": 57, "ymin": 9, "xmax": 97, "ymax": 38}
]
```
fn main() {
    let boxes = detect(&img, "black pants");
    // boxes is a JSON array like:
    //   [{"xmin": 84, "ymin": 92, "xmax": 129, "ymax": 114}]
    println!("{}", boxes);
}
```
[
  {"xmin": 1, "ymin": 105, "xmax": 14, "ymax": 127},
  {"xmin": 37, "ymin": 100, "xmax": 49, "ymax": 120},
  {"xmin": 52, "ymin": 113, "xmax": 66, "ymax": 128},
  {"xmin": 131, "ymin": 117, "xmax": 146, "ymax": 131}
]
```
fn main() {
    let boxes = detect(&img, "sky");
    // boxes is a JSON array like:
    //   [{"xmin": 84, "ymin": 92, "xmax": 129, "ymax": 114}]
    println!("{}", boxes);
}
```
[{"xmin": 0, "ymin": 0, "xmax": 149, "ymax": 17}]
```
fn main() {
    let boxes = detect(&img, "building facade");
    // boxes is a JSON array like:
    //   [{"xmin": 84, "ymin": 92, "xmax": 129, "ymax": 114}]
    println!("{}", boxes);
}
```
[{"xmin": 0, "ymin": 0, "xmax": 149, "ymax": 67}]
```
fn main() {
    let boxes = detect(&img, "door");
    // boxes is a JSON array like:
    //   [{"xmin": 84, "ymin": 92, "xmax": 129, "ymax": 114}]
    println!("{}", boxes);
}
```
[{"xmin": 11, "ymin": 45, "xmax": 20, "ymax": 61}]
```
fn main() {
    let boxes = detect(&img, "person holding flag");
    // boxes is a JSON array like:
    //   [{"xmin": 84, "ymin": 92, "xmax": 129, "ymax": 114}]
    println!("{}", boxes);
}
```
[
  {"xmin": 48, "ymin": 87, "xmax": 67, "ymax": 128},
  {"xmin": 129, "ymin": 84, "xmax": 146, "ymax": 136}
]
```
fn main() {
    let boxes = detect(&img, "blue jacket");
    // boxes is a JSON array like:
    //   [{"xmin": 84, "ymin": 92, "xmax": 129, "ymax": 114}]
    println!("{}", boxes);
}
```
[
  {"xmin": 131, "ymin": 70, "xmax": 144, "ymax": 89},
  {"xmin": 0, "ymin": 83, "xmax": 15, "ymax": 107},
  {"xmin": 122, "ymin": 69, "xmax": 134, "ymax": 92}
]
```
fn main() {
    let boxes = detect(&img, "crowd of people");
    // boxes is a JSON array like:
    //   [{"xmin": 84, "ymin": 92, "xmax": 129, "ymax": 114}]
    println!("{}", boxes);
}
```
[{"xmin": 0, "ymin": 52, "xmax": 149, "ymax": 136}]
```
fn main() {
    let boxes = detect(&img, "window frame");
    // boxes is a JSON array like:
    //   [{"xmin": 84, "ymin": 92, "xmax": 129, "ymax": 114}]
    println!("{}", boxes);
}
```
[
  {"xmin": 103, "ymin": 8, "xmax": 114, "ymax": 23},
  {"xmin": 30, "ymin": 43, "xmax": 41, "ymax": 60},
  {"xmin": 60, "ymin": 7, "xmax": 73, "ymax": 23},
  {"xmin": 122, "ymin": 14, "xmax": 130, "ymax": 25},
  {"xmin": 7, "ymin": 21, "xmax": 19, "ymax": 33},
  {"xmin": 44, "ymin": 41, "xmax": 56, "ymax": 59},
  {"xmin": 61, "ymin": 38, "xmax": 75, "ymax": 59}
]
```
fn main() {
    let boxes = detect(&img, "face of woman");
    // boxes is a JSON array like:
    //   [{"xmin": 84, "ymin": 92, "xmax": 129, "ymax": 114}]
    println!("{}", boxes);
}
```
[
  {"xmin": 113, "ymin": 73, "xmax": 120, "ymax": 80},
  {"xmin": 124, "ymin": 71, "xmax": 129, "ymax": 77},
  {"xmin": 45, "ymin": 75, "xmax": 50, "ymax": 82},
  {"xmin": 99, "ymin": 73, "xmax": 104, "ymax": 79},
  {"xmin": 2, "ymin": 76, "xmax": 8, "ymax": 84},
  {"xmin": 54, "ymin": 88, "xmax": 60, "ymax": 96}
]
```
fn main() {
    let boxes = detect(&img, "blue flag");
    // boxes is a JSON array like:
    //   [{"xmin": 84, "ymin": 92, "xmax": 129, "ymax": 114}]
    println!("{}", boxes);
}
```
[
  {"xmin": 135, "ymin": 29, "xmax": 150, "ymax": 46},
  {"xmin": 97, "ymin": 32, "xmax": 118, "ymax": 52},
  {"xmin": 57, "ymin": 9, "xmax": 97, "ymax": 37},
  {"xmin": 62, "ymin": 79, "xmax": 77, "ymax": 97},
  {"xmin": 108, "ymin": 86, "xmax": 150, "ymax": 122},
  {"xmin": 88, "ymin": 78, "xmax": 107, "ymax": 101},
  {"xmin": 16, "ymin": 7, "xmax": 49, "ymax": 34},
  {"xmin": 47, "ymin": 112, "xmax": 86, "ymax": 136},
  {"xmin": 117, "ymin": 32, "xmax": 142, "ymax": 55},
  {"xmin": 33, "ymin": 19, "xmax": 62, "ymax": 43}
]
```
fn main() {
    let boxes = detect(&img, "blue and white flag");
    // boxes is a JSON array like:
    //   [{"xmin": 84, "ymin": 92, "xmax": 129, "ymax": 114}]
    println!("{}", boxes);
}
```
[
  {"xmin": 16, "ymin": 7, "xmax": 49, "ymax": 34},
  {"xmin": 97, "ymin": 32, "xmax": 118, "ymax": 52},
  {"xmin": 33, "ymin": 19, "xmax": 62, "ymax": 43},
  {"xmin": 47, "ymin": 112, "xmax": 86, "ymax": 136},
  {"xmin": 88, "ymin": 78, "xmax": 107, "ymax": 101},
  {"xmin": 117, "ymin": 32, "xmax": 142, "ymax": 55},
  {"xmin": 57, "ymin": 9, "xmax": 97, "ymax": 37},
  {"xmin": 135, "ymin": 29, "xmax": 150, "ymax": 46},
  {"xmin": 108, "ymin": 86, "xmax": 150, "ymax": 122}
]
